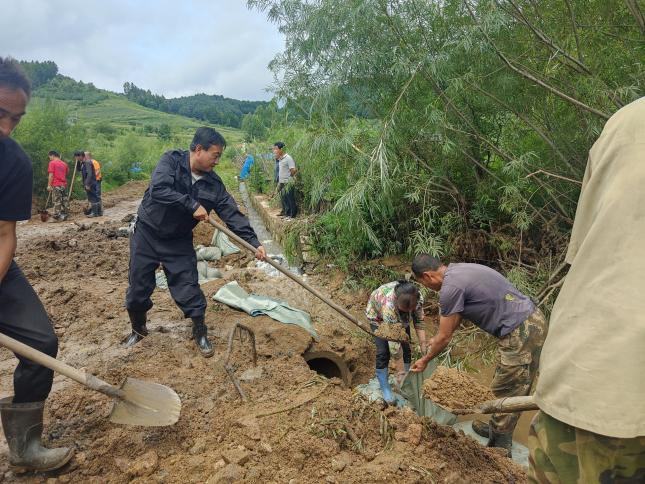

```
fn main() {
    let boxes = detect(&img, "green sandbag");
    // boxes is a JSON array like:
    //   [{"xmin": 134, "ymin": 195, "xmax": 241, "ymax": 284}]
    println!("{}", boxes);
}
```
[
  {"xmin": 400, "ymin": 359, "xmax": 457, "ymax": 425},
  {"xmin": 195, "ymin": 245, "xmax": 222, "ymax": 261},
  {"xmin": 213, "ymin": 281, "xmax": 318, "ymax": 339},
  {"xmin": 211, "ymin": 229, "xmax": 240, "ymax": 256}
]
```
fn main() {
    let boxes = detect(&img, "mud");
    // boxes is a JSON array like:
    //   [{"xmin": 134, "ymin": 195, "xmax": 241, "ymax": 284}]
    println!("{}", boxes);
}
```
[
  {"xmin": 0, "ymin": 181, "xmax": 527, "ymax": 482},
  {"xmin": 373, "ymin": 323, "xmax": 409, "ymax": 343},
  {"xmin": 423, "ymin": 366, "xmax": 496, "ymax": 411}
]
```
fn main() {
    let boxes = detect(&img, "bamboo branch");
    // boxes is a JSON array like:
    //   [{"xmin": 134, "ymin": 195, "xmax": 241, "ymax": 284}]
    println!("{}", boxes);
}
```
[
  {"xmin": 525, "ymin": 169, "xmax": 582, "ymax": 185},
  {"xmin": 464, "ymin": 1, "xmax": 611, "ymax": 120},
  {"xmin": 503, "ymin": 0, "xmax": 591, "ymax": 74},
  {"xmin": 624, "ymin": 0, "xmax": 645, "ymax": 40},
  {"xmin": 563, "ymin": 0, "xmax": 583, "ymax": 62}
]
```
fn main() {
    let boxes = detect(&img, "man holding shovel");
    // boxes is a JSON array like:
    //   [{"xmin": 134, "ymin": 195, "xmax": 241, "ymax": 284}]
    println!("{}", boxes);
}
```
[
  {"xmin": 124, "ymin": 127, "xmax": 266, "ymax": 357},
  {"xmin": 410, "ymin": 255, "xmax": 547, "ymax": 456},
  {"xmin": 0, "ymin": 57, "xmax": 73, "ymax": 471}
]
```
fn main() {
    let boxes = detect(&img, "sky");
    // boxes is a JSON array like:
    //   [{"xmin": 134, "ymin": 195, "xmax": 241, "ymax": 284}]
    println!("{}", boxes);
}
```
[{"xmin": 0, "ymin": 0, "xmax": 284, "ymax": 101}]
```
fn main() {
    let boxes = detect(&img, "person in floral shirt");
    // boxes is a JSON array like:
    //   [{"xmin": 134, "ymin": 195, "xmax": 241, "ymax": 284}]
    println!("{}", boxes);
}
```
[{"xmin": 366, "ymin": 280, "xmax": 427, "ymax": 404}]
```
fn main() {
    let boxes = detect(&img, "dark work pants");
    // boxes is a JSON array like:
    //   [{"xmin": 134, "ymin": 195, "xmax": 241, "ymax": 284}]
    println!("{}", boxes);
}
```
[
  {"xmin": 125, "ymin": 222, "xmax": 205, "ymax": 318},
  {"xmin": 85, "ymin": 186, "xmax": 98, "ymax": 204},
  {"xmin": 0, "ymin": 261, "xmax": 58, "ymax": 403},
  {"xmin": 371, "ymin": 323, "xmax": 411, "ymax": 370},
  {"xmin": 278, "ymin": 183, "xmax": 298, "ymax": 218},
  {"xmin": 96, "ymin": 180, "xmax": 102, "ymax": 201}
]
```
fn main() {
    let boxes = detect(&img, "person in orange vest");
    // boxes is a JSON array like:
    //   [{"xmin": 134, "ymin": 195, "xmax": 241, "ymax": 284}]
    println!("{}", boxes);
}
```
[{"xmin": 84, "ymin": 151, "xmax": 102, "ymax": 216}]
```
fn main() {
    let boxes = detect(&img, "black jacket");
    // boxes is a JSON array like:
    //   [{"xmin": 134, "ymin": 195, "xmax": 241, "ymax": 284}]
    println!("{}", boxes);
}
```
[
  {"xmin": 80, "ymin": 160, "xmax": 96, "ymax": 190},
  {"xmin": 137, "ymin": 149, "xmax": 260, "ymax": 245}
]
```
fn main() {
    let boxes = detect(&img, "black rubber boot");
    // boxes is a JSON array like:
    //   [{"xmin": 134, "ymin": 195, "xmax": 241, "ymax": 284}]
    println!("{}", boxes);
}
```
[
  {"xmin": 0, "ymin": 397, "xmax": 73, "ymax": 472},
  {"xmin": 191, "ymin": 317, "xmax": 214, "ymax": 358},
  {"xmin": 87, "ymin": 203, "xmax": 101, "ymax": 218},
  {"xmin": 123, "ymin": 310, "xmax": 148, "ymax": 348},
  {"xmin": 471, "ymin": 420, "xmax": 491, "ymax": 439},
  {"xmin": 97, "ymin": 202, "xmax": 103, "ymax": 216},
  {"xmin": 488, "ymin": 430, "xmax": 513, "ymax": 458}
]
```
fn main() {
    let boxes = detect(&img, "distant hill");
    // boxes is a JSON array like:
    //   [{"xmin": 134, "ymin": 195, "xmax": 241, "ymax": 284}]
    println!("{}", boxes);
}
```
[
  {"xmin": 18, "ymin": 60, "xmax": 266, "ymax": 130},
  {"xmin": 123, "ymin": 83, "xmax": 265, "ymax": 128}
]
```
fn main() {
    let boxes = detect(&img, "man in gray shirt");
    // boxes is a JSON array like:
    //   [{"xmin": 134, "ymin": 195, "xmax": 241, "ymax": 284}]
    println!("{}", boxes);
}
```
[
  {"xmin": 272, "ymin": 141, "xmax": 298, "ymax": 218},
  {"xmin": 410, "ymin": 254, "xmax": 548, "ymax": 456}
]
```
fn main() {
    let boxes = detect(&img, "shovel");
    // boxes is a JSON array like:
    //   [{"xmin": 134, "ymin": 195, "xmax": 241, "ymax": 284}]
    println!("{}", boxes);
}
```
[
  {"xmin": 207, "ymin": 217, "xmax": 405, "ymax": 341},
  {"xmin": 39, "ymin": 192, "xmax": 52, "ymax": 222},
  {"xmin": 0, "ymin": 332, "xmax": 181, "ymax": 426},
  {"xmin": 449, "ymin": 395, "xmax": 538, "ymax": 415}
]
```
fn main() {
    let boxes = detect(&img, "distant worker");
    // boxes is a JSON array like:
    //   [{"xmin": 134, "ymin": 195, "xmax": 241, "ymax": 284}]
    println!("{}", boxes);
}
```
[
  {"xmin": 124, "ymin": 127, "xmax": 266, "ymax": 357},
  {"xmin": 411, "ymin": 255, "xmax": 547, "ymax": 456},
  {"xmin": 366, "ymin": 280, "xmax": 427, "ymax": 405},
  {"xmin": 75, "ymin": 150, "xmax": 100, "ymax": 217},
  {"xmin": 529, "ymin": 99, "xmax": 645, "ymax": 482},
  {"xmin": 84, "ymin": 151, "xmax": 102, "ymax": 215},
  {"xmin": 272, "ymin": 141, "xmax": 297, "ymax": 218},
  {"xmin": 46, "ymin": 150, "xmax": 69, "ymax": 221},
  {"xmin": 0, "ymin": 56, "xmax": 73, "ymax": 471}
]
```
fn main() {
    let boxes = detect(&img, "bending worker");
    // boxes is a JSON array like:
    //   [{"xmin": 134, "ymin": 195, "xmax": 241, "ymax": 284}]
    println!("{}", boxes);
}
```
[
  {"xmin": 366, "ymin": 280, "xmax": 427, "ymax": 405},
  {"xmin": 0, "ymin": 57, "xmax": 73, "ymax": 471},
  {"xmin": 411, "ymin": 255, "xmax": 547, "ymax": 456},
  {"xmin": 124, "ymin": 127, "xmax": 266, "ymax": 357},
  {"xmin": 528, "ymin": 98, "xmax": 645, "ymax": 483}
]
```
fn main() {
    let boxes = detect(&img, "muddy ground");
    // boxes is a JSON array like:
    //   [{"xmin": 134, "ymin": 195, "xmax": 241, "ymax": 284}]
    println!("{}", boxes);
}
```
[{"xmin": 1, "ymin": 181, "xmax": 527, "ymax": 483}]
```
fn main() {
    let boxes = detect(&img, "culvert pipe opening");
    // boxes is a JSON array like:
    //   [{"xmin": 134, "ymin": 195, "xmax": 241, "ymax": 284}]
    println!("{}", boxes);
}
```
[{"xmin": 303, "ymin": 350, "xmax": 351, "ymax": 387}]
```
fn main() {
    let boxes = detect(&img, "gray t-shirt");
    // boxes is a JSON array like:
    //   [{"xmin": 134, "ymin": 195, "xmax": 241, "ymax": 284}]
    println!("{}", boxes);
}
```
[
  {"xmin": 439, "ymin": 263, "xmax": 535, "ymax": 338},
  {"xmin": 278, "ymin": 154, "xmax": 296, "ymax": 183}
]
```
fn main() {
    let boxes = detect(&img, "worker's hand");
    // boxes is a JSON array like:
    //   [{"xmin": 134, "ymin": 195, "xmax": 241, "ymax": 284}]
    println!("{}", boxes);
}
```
[
  {"xmin": 84, "ymin": 185, "xmax": 91, "ymax": 191},
  {"xmin": 255, "ymin": 245, "xmax": 267, "ymax": 261},
  {"xmin": 192, "ymin": 205, "xmax": 208, "ymax": 221},
  {"xmin": 410, "ymin": 358, "xmax": 429, "ymax": 373},
  {"xmin": 47, "ymin": 186, "xmax": 53, "ymax": 192}
]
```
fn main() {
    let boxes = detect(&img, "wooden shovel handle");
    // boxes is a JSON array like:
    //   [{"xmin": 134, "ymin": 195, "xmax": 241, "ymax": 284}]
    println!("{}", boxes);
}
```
[
  {"xmin": 452, "ymin": 395, "xmax": 538, "ymax": 415},
  {"xmin": 0, "ymin": 332, "xmax": 123, "ymax": 399},
  {"xmin": 67, "ymin": 161, "xmax": 78, "ymax": 202},
  {"xmin": 207, "ymin": 216, "xmax": 373, "ymax": 337}
]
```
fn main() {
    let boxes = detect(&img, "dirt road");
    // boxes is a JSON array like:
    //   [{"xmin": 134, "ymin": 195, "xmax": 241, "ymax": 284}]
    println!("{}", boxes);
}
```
[{"xmin": 0, "ymin": 182, "xmax": 526, "ymax": 483}]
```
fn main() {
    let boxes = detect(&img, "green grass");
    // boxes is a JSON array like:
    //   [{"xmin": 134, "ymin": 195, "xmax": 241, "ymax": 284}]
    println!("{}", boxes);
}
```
[{"xmin": 31, "ymin": 93, "xmax": 244, "ymax": 146}]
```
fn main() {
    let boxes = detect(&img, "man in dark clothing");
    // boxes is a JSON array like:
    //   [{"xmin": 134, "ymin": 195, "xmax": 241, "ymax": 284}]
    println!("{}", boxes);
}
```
[
  {"xmin": 124, "ymin": 127, "xmax": 266, "ymax": 357},
  {"xmin": 75, "ymin": 150, "xmax": 100, "ymax": 217},
  {"xmin": 410, "ymin": 254, "xmax": 548, "ymax": 456},
  {"xmin": 0, "ymin": 57, "xmax": 73, "ymax": 471}
]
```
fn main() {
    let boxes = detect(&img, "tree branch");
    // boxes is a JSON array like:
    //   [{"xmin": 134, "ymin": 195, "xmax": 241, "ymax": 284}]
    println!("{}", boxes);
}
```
[
  {"xmin": 464, "ymin": 1, "xmax": 611, "ymax": 120},
  {"xmin": 624, "ymin": 0, "xmax": 645, "ymax": 40}
]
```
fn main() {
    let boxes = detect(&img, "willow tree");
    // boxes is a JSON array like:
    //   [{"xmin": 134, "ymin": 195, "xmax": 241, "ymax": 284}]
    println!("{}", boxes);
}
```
[{"xmin": 248, "ymin": 0, "xmax": 645, "ymax": 294}]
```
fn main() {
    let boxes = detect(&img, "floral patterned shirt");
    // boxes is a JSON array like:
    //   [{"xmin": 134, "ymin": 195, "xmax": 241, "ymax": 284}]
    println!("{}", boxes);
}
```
[{"xmin": 365, "ymin": 281, "xmax": 424, "ymax": 329}]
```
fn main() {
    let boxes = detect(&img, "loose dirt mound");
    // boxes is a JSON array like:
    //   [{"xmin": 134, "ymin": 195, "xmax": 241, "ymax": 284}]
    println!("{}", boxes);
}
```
[
  {"xmin": 423, "ymin": 366, "xmax": 496, "ymax": 410},
  {"xmin": 1, "ymin": 186, "xmax": 526, "ymax": 483},
  {"xmin": 374, "ymin": 323, "xmax": 409, "ymax": 342}
]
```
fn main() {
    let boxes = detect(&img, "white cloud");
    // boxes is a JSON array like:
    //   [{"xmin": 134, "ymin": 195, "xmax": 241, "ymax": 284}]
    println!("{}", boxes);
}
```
[{"xmin": 0, "ymin": 0, "xmax": 283, "ymax": 100}]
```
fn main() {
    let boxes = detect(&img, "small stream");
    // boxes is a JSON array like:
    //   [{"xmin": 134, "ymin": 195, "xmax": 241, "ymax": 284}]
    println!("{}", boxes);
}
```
[{"xmin": 238, "ymin": 182, "xmax": 303, "ymax": 277}]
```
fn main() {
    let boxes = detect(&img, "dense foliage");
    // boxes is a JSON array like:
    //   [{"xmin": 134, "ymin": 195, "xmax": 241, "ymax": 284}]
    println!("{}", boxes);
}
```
[
  {"xmin": 246, "ymin": 0, "xmax": 645, "ymax": 298},
  {"xmin": 123, "ymin": 82, "xmax": 266, "ymax": 128}
]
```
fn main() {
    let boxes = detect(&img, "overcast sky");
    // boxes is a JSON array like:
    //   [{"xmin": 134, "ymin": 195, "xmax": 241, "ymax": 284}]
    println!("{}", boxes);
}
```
[{"xmin": 0, "ymin": 0, "xmax": 284, "ymax": 101}]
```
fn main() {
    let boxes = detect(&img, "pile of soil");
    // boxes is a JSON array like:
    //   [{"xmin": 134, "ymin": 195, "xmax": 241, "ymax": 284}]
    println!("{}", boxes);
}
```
[
  {"xmin": 423, "ymin": 366, "xmax": 496, "ymax": 410},
  {"xmin": 374, "ymin": 323, "xmax": 409, "ymax": 342},
  {"xmin": 1, "ymin": 182, "xmax": 526, "ymax": 483}
]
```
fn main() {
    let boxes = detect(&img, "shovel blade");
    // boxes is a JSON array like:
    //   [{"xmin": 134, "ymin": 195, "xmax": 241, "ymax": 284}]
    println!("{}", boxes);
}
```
[{"xmin": 109, "ymin": 377, "xmax": 181, "ymax": 427}]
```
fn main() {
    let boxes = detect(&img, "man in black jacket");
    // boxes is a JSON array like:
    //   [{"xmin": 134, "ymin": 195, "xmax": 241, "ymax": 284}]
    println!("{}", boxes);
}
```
[
  {"xmin": 75, "ymin": 150, "xmax": 100, "ymax": 217},
  {"xmin": 124, "ymin": 127, "xmax": 266, "ymax": 357},
  {"xmin": 0, "ymin": 57, "xmax": 73, "ymax": 471}
]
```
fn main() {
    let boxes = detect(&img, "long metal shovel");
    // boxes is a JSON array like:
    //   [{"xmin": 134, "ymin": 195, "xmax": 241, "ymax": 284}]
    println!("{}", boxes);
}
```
[
  {"xmin": 0, "ymin": 333, "xmax": 181, "ymax": 426},
  {"xmin": 208, "ymin": 217, "xmax": 380, "ymax": 339}
]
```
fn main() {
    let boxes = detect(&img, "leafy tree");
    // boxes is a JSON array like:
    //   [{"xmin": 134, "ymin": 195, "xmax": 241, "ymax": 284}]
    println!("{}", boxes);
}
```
[{"xmin": 248, "ymin": 0, "xmax": 645, "ymax": 299}]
